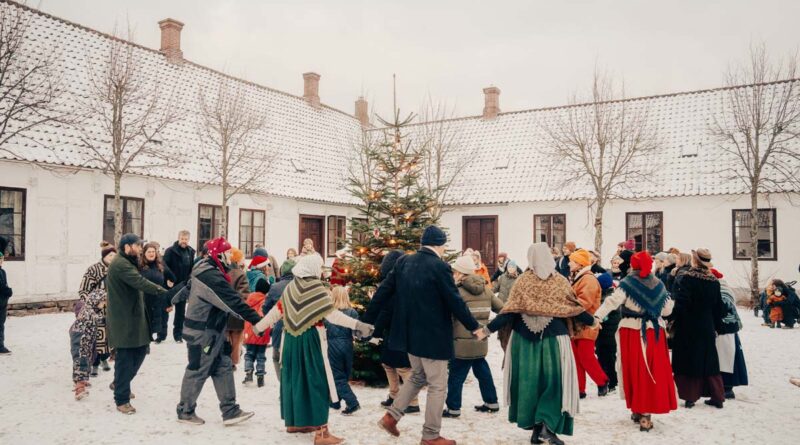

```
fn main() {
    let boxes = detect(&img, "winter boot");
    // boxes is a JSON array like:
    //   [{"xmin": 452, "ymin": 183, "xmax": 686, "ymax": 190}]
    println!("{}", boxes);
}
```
[
  {"xmin": 314, "ymin": 425, "xmax": 344, "ymax": 445},
  {"xmin": 257, "ymin": 375, "xmax": 264, "ymax": 387},
  {"xmin": 404, "ymin": 405, "xmax": 421, "ymax": 414},
  {"xmin": 116, "ymin": 403, "xmax": 136, "ymax": 415},
  {"xmin": 380, "ymin": 396, "xmax": 394, "ymax": 408},
  {"xmin": 420, "ymin": 437, "xmax": 457, "ymax": 445},
  {"xmin": 242, "ymin": 370, "xmax": 253, "ymax": 385},
  {"xmin": 74, "ymin": 381, "xmax": 89, "ymax": 401},
  {"xmin": 342, "ymin": 404, "xmax": 360, "ymax": 416},
  {"xmin": 684, "ymin": 401, "xmax": 695, "ymax": 408},
  {"xmin": 639, "ymin": 415, "xmax": 653, "ymax": 432},
  {"xmin": 531, "ymin": 424, "xmax": 543, "ymax": 444},
  {"xmin": 330, "ymin": 401, "xmax": 341, "ymax": 410},
  {"xmin": 377, "ymin": 413, "xmax": 400, "ymax": 437},
  {"xmin": 579, "ymin": 392, "xmax": 587, "ymax": 399},
  {"xmin": 222, "ymin": 409, "xmax": 255, "ymax": 426},
  {"xmin": 474, "ymin": 404, "xmax": 500, "ymax": 413},
  {"xmin": 538, "ymin": 424, "xmax": 564, "ymax": 445},
  {"xmin": 101, "ymin": 359, "xmax": 111, "ymax": 371},
  {"xmin": 704, "ymin": 399, "xmax": 724, "ymax": 409},
  {"xmin": 597, "ymin": 383, "xmax": 610, "ymax": 397},
  {"xmin": 724, "ymin": 388, "xmax": 735, "ymax": 399},
  {"xmin": 0, "ymin": 345, "xmax": 10, "ymax": 355},
  {"xmin": 441, "ymin": 408, "xmax": 461, "ymax": 418},
  {"xmin": 177, "ymin": 412, "xmax": 206, "ymax": 425}
]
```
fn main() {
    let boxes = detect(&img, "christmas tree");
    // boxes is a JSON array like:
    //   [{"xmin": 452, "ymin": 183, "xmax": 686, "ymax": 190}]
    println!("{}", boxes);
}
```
[{"xmin": 343, "ymin": 80, "xmax": 442, "ymax": 385}]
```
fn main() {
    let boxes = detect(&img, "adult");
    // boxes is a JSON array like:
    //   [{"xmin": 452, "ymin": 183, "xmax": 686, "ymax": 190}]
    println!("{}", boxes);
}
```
[
  {"xmin": 140, "ymin": 242, "xmax": 175, "ymax": 343},
  {"xmin": 106, "ymin": 234, "xmax": 167, "ymax": 414},
  {"xmin": 618, "ymin": 240, "xmax": 635, "ymax": 278},
  {"xmin": 254, "ymin": 254, "xmax": 372, "ymax": 444},
  {"xmin": 653, "ymin": 252, "xmax": 668, "ymax": 284},
  {"xmin": 594, "ymin": 251, "xmax": 677, "ymax": 432},
  {"xmin": 163, "ymin": 230, "xmax": 196, "ymax": 343},
  {"xmin": 712, "ymin": 269, "xmax": 748, "ymax": 399},
  {"xmin": 568, "ymin": 249, "xmax": 609, "ymax": 398},
  {"xmin": 666, "ymin": 252, "xmax": 691, "ymax": 295},
  {"xmin": 0, "ymin": 236, "xmax": 11, "ymax": 355},
  {"xmin": 493, "ymin": 259, "xmax": 520, "ymax": 304},
  {"xmin": 226, "ymin": 248, "xmax": 250, "ymax": 367},
  {"xmin": 372, "ymin": 225, "xmax": 480, "ymax": 445},
  {"xmin": 490, "ymin": 252, "xmax": 509, "ymax": 283},
  {"xmin": 281, "ymin": 248, "xmax": 298, "ymax": 277},
  {"xmin": 172, "ymin": 238, "xmax": 263, "ymax": 426},
  {"xmin": 262, "ymin": 261, "xmax": 295, "ymax": 380},
  {"xmin": 657, "ymin": 253, "xmax": 677, "ymax": 286},
  {"xmin": 556, "ymin": 242, "xmax": 575, "ymax": 278},
  {"xmin": 480, "ymin": 242, "xmax": 597, "ymax": 445},
  {"xmin": 589, "ymin": 250, "xmax": 606, "ymax": 274},
  {"xmin": 329, "ymin": 249, "xmax": 349, "ymax": 286},
  {"xmin": 443, "ymin": 255, "xmax": 504, "ymax": 418},
  {"xmin": 253, "ymin": 247, "xmax": 280, "ymax": 284},
  {"xmin": 671, "ymin": 248, "xmax": 726, "ymax": 409},
  {"xmin": 609, "ymin": 255, "xmax": 623, "ymax": 281},
  {"xmin": 77, "ymin": 241, "xmax": 117, "ymax": 371}
]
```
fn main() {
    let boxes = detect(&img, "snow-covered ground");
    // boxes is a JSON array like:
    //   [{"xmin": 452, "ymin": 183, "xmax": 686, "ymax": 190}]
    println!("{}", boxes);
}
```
[{"xmin": 0, "ymin": 309, "xmax": 798, "ymax": 445}]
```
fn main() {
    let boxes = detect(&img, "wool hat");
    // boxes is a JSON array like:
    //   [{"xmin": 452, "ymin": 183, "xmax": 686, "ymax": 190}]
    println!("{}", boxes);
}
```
[
  {"xmin": 249, "ymin": 255, "xmax": 268, "ymax": 269},
  {"xmin": 206, "ymin": 237, "xmax": 232, "ymax": 258},
  {"xmin": 229, "ymin": 247, "xmax": 244, "ymax": 264},
  {"xmin": 692, "ymin": 248, "xmax": 714, "ymax": 268},
  {"xmin": 624, "ymin": 239, "xmax": 636, "ymax": 250},
  {"xmin": 630, "ymin": 251, "xmax": 653, "ymax": 278},
  {"xmin": 596, "ymin": 272, "xmax": 614, "ymax": 290},
  {"xmin": 506, "ymin": 259, "xmax": 518, "ymax": 274},
  {"xmin": 100, "ymin": 242, "xmax": 117, "ymax": 259},
  {"xmin": 569, "ymin": 249, "xmax": 592, "ymax": 267},
  {"xmin": 253, "ymin": 247, "xmax": 269, "ymax": 258},
  {"xmin": 118, "ymin": 233, "xmax": 142, "ymax": 250},
  {"xmin": 421, "ymin": 225, "xmax": 447, "ymax": 247},
  {"xmin": 453, "ymin": 255, "xmax": 477, "ymax": 275}
]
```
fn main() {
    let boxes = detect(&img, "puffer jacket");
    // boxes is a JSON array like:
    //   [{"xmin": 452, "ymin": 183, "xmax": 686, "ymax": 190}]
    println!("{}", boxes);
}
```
[
  {"xmin": 453, "ymin": 274, "xmax": 504, "ymax": 360},
  {"xmin": 325, "ymin": 307, "xmax": 359, "ymax": 353},
  {"xmin": 492, "ymin": 272, "xmax": 518, "ymax": 303}
]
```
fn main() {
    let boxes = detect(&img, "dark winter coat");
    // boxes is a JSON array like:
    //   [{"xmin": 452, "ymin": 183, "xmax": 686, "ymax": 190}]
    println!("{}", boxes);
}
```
[
  {"xmin": 667, "ymin": 265, "xmax": 690, "ymax": 295},
  {"xmin": 263, "ymin": 272, "xmax": 293, "ymax": 350},
  {"xmin": 619, "ymin": 250, "xmax": 634, "ymax": 278},
  {"xmin": 454, "ymin": 274, "xmax": 504, "ymax": 359},
  {"xmin": 596, "ymin": 287, "xmax": 621, "ymax": 347},
  {"xmin": 671, "ymin": 268, "xmax": 725, "ymax": 377},
  {"xmin": 225, "ymin": 265, "xmax": 250, "ymax": 331},
  {"xmin": 0, "ymin": 266, "xmax": 11, "ymax": 300},
  {"xmin": 657, "ymin": 264, "xmax": 675, "ymax": 287},
  {"xmin": 364, "ymin": 248, "xmax": 479, "ymax": 361},
  {"xmin": 556, "ymin": 255, "xmax": 571, "ymax": 278},
  {"xmin": 141, "ymin": 261, "xmax": 175, "ymax": 335},
  {"xmin": 163, "ymin": 242, "xmax": 196, "ymax": 285},
  {"xmin": 371, "ymin": 250, "xmax": 411, "ymax": 369},
  {"xmin": 106, "ymin": 253, "xmax": 166, "ymax": 349},
  {"xmin": 325, "ymin": 307, "xmax": 359, "ymax": 344}
]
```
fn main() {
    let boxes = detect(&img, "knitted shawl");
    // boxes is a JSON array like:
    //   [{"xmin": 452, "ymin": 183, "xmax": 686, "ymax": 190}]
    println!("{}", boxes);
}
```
[
  {"xmin": 501, "ymin": 270, "xmax": 584, "ymax": 318},
  {"xmin": 281, "ymin": 277, "xmax": 334, "ymax": 336},
  {"xmin": 618, "ymin": 273, "xmax": 668, "ymax": 343}
]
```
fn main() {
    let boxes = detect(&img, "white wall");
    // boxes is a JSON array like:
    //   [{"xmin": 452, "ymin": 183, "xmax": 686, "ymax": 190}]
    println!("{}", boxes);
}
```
[
  {"xmin": 441, "ymin": 194, "xmax": 800, "ymax": 290},
  {"xmin": 1, "ymin": 161, "xmax": 357, "ymax": 303}
]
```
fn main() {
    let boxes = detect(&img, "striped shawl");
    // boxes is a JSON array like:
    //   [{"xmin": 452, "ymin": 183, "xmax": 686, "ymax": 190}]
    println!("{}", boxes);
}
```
[{"xmin": 281, "ymin": 277, "xmax": 334, "ymax": 336}]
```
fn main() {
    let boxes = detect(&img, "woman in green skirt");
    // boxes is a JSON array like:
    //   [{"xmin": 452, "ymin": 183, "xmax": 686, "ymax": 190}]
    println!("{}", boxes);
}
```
[
  {"xmin": 255, "ymin": 253, "xmax": 373, "ymax": 445},
  {"xmin": 478, "ymin": 243, "xmax": 598, "ymax": 445}
]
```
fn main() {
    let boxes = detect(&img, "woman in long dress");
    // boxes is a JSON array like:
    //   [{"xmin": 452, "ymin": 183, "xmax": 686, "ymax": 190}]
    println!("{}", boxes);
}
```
[
  {"xmin": 479, "ymin": 242, "xmax": 598, "ymax": 445},
  {"xmin": 594, "ymin": 251, "xmax": 677, "ymax": 432},
  {"xmin": 255, "ymin": 254, "xmax": 373, "ymax": 445}
]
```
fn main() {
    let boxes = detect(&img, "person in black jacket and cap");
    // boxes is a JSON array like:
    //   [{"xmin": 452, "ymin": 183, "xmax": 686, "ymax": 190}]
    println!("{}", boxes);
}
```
[
  {"xmin": 369, "ymin": 225, "xmax": 480, "ymax": 445},
  {"xmin": 163, "ymin": 230, "xmax": 196, "ymax": 342}
]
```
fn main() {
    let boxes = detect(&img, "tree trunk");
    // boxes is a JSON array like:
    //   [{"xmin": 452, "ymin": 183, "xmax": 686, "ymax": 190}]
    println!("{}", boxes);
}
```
[
  {"xmin": 594, "ymin": 198, "xmax": 605, "ymax": 258},
  {"xmin": 749, "ymin": 191, "xmax": 760, "ymax": 307},
  {"xmin": 220, "ymin": 183, "xmax": 228, "ymax": 240},
  {"xmin": 113, "ymin": 173, "xmax": 123, "ymax": 246}
]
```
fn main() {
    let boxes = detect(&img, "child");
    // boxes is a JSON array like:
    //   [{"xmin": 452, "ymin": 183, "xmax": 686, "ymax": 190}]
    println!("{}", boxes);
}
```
[
  {"xmin": 324, "ymin": 286, "xmax": 360, "ymax": 415},
  {"xmin": 595, "ymin": 272, "xmax": 620, "ymax": 392},
  {"xmin": 70, "ymin": 289, "xmax": 106, "ymax": 400},
  {"xmin": 243, "ymin": 279, "xmax": 271, "ymax": 387},
  {"xmin": 767, "ymin": 280, "xmax": 787, "ymax": 329}
]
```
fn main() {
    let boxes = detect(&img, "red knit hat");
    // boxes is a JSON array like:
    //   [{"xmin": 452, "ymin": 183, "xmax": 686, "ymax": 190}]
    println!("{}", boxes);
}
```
[
  {"xmin": 630, "ymin": 251, "xmax": 653, "ymax": 278},
  {"xmin": 249, "ymin": 255, "xmax": 268, "ymax": 269},
  {"xmin": 624, "ymin": 239, "xmax": 636, "ymax": 250}
]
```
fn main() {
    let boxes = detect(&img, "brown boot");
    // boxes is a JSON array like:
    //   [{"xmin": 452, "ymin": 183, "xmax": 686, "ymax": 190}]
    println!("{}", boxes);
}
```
[
  {"xmin": 116, "ymin": 403, "xmax": 137, "ymax": 415},
  {"xmin": 74, "ymin": 381, "xmax": 89, "ymax": 401},
  {"xmin": 287, "ymin": 426, "xmax": 318, "ymax": 433},
  {"xmin": 420, "ymin": 437, "xmax": 456, "ymax": 445},
  {"xmin": 314, "ymin": 425, "xmax": 344, "ymax": 445},
  {"xmin": 377, "ymin": 413, "xmax": 400, "ymax": 437}
]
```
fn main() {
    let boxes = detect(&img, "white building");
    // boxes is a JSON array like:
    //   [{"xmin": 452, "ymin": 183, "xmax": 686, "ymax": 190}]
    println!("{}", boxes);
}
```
[{"xmin": 1, "ymin": 1, "xmax": 798, "ymax": 309}]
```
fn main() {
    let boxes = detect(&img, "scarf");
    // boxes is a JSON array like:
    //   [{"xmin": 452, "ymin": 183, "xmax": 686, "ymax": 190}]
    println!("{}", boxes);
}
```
[
  {"xmin": 501, "ymin": 270, "xmax": 584, "ymax": 318},
  {"xmin": 292, "ymin": 254, "xmax": 324, "ymax": 279},
  {"xmin": 618, "ymin": 274, "xmax": 668, "ymax": 343},
  {"xmin": 281, "ymin": 277, "xmax": 334, "ymax": 336},
  {"xmin": 528, "ymin": 242, "xmax": 556, "ymax": 280}
]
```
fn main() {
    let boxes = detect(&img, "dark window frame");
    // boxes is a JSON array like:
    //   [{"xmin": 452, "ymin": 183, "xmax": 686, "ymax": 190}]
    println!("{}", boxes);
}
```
[
  {"xmin": 462, "ymin": 215, "xmax": 499, "ymax": 275},
  {"xmin": 731, "ymin": 208, "xmax": 778, "ymax": 261},
  {"xmin": 239, "ymin": 208, "xmax": 266, "ymax": 259},
  {"xmin": 103, "ymin": 194, "xmax": 145, "ymax": 243},
  {"xmin": 299, "ymin": 214, "xmax": 325, "ymax": 257},
  {"xmin": 327, "ymin": 215, "xmax": 347, "ymax": 258},
  {"xmin": 533, "ymin": 214, "xmax": 567, "ymax": 251},
  {"xmin": 0, "ymin": 186, "xmax": 26, "ymax": 261},
  {"xmin": 197, "ymin": 204, "xmax": 228, "ymax": 250},
  {"xmin": 625, "ymin": 211, "xmax": 664, "ymax": 254}
]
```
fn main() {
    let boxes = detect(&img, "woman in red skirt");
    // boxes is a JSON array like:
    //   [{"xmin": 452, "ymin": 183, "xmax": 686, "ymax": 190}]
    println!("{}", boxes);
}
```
[{"xmin": 594, "ymin": 251, "xmax": 677, "ymax": 432}]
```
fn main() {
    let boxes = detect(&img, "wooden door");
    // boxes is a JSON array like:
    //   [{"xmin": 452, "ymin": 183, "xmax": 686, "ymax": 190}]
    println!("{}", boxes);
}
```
[
  {"xmin": 299, "ymin": 215, "xmax": 325, "ymax": 257},
  {"xmin": 463, "ymin": 215, "xmax": 498, "ymax": 275}
]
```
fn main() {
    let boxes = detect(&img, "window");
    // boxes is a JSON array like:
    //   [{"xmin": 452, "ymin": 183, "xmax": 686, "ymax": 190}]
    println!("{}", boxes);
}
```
[
  {"xmin": 197, "ymin": 204, "xmax": 227, "ymax": 249},
  {"xmin": 732, "ymin": 209, "xmax": 777, "ymax": 261},
  {"xmin": 103, "ymin": 195, "xmax": 144, "ymax": 243},
  {"xmin": 327, "ymin": 215, "xmax": 347, "ymax": 257},
  {"xmin": 351, "ymin": 217, "xmax": 369, "ymax": 247},
  {"xmin": 626, "ymin": 212, "xmax": 663, "ymax": 255},
  {"xmin": 533, "ymin": 214, "xmax": 566, "ymax": 251},
  {"xmin": 239, "ymin": 209, "xmax": 265, "ymax": 258},
  {"xmin": 0, "ymin": 187, "xmax": 26, "ymax": 260}
]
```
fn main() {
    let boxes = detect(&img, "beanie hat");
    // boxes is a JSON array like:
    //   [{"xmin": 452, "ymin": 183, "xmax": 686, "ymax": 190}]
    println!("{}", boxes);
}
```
[
  {"xmin": 229, "ymin": 247, "xmax": 244, "ymax": 265},
  {"xmin": 453, "ymin": 255, "xmax": 477, "ymax": 275},
  {"xmin": 421, "ymin": 225, "xmax": 447, "ymax": 247},
  {"xmin": 253, "ymin": 247, "xmax": 269, "ymax": 258},
  {"xmin": 249, "ymin": 255, "xmax": 268, "ymax": 269},
  {"xmin": 596, "ymin": 272, "xmax": 614, "ymax": 290},
  {"xmin": 118, "ymin": 233, "xmax": 142, "ymax": 250},
  {"xmin": 506, "ymin": 260, "xmax": 519, "ymax": 274},
  {"xmin": 624, "ymin": 239, "xmax": 636, "ymax": 250},
  {"xmin": 630, "ymin": 251, "xmax": 653, "ymax": 278},
  {"xmin": 100, "ymin": 241, "xmax": 117, "ymax": 260},
  {"xmin": 255, "ymin": 277, "xmax": 271, "ymax": 294},
  {"xmin": 569, "ymin": 249, "xmax": 592, "ymax": 268}
]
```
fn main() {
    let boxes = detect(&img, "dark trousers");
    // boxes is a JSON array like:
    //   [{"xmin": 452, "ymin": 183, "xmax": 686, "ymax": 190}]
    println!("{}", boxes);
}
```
[
  {"xmin": 173, "ymin": 301, "xmax": 186, "ymax": 340},
  {"xmin": 177, "ymin": 337, "xmax": 240, "ymax": 419},
  {"xmin": 92, "ymin": 352, "xmax": 110, "ymax": 367},
  {"xmin": 445, "ymin": 357, "xmax": 498, "ymax": 412},
  {"xmin": 244, "ymin": 344, "xmax": 267, "ymax": 376},
  {"xmin": 329, "ymin": 341, "xmax": 358, "ymax": 408},
  {"xmin": 0, "ymin": 297, "xmax": 8, "ymax": 347},
  {"xmin": 596, "ymin": 342, "xmax": 618, "ymax": 388},
  {"xmin": 113, "ymin": 346, "xmax": 148, "ymax": 406}
]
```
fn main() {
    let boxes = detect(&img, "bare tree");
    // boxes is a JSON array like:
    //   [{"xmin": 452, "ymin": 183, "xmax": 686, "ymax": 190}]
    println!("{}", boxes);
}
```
[
  {"xmin": 0, "ymin": 1, "xmax": 67, "ymax": 155},
  {"xmin": 80, "ymin": 28, "xmax": 180, "ymax": 245},
  {"xmin": 710, "ymin": 43, "xmax": 800, "ymax": 305},
  {"xmin": 541, "ymin": 69, "xmax": 660, "ymax": 256},
  {"xmin": 197, "ymin": 78, "xmax": 271, "ymax": 237}
]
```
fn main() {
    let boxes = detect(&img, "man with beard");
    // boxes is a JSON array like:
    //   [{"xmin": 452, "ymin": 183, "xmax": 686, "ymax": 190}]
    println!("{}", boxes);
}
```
[{"xmin": 164, "ymin": 230, "xmax": 196, "ymax": 342}]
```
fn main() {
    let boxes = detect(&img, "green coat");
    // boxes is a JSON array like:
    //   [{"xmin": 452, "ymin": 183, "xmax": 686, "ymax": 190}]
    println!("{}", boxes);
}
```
[
  {"xmin": 453, "ymin": 274, "xmax": 505, "ymax": 360},
  {"xmin": 493, "ymin": 272, "xmax": 518, "ymax": 303},
  {"xmin": 106, "ymin": 253, "xmax": 166, "ymax": 349}
]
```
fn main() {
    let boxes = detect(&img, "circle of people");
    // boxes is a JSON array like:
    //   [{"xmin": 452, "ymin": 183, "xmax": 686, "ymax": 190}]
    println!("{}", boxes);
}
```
[{"xmin": 67, "ymin": 226, "xmax": 773, "ymax": 445}]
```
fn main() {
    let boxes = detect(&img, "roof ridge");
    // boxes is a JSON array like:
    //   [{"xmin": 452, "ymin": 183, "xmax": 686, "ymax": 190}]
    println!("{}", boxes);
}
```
[{"xmin": 0, "ymin": 0, "xmax": 358, "ymax": 120}]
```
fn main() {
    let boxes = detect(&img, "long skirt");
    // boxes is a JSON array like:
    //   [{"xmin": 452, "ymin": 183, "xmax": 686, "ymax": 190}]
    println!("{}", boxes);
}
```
[
  {"xmin": 618, "ymin": 327, "xmax": 677, "ymax": 414},
  {"xmin": 721, "ymin": 333, "xmax": 748, "ymax": 388},
  {"xmin": 280, "ymin": 328, "xmax": 330, "ymax": 427},
  {"xmin": 508, "ymin": 334, "xmax": 573, "ymax": 435}
]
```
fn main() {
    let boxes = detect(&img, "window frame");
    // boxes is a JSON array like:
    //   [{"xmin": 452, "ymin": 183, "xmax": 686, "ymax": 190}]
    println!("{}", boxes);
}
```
[
  {"xmin": 533, "ymin": 213, "xmax": 567, "ymax": 251},
  {"xmin": 731, "ymin": 208, "xmax": 778, "ymax": 261},
  {"xmin": 299, "ymin": 214, "xmax": 325, "ymax": 257},
  {"xmin": 327, "ymin": 215, "xmax": 347, "ymax": 258},
  {"xmin": 197, "ymin": 204, "xmax": 228, "ymax": 250},
  {"xmin": 238, "ymin": 208, "xmax": 266, "ymax": 259},
  {"xmin": 0, "ymin": 186, "xmax": 26, "ymax": 261},
  {"xmin": 625, "ymin": 211, "xmax": 664, "ymax": 254},
  {"xmin": 102, "ymin": 194, "xmax": 145, "ymax": 243}
]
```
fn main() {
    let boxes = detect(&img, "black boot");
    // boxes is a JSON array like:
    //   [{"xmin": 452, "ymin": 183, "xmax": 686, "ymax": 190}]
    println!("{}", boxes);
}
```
[
  {"xmin": 724, "ymin": 388, "xmax": 735, "ymax": 399},
  {"xmin": 704, "ymin": 399, "xmax": 724, "ymax": 409},
  {"xmin": 597, "ymin": 384, "xmax": 609, "ymax": 397},
  {"xmin": 257, "ymin": 375, "xmax": 264, "ymax": 388},
  {"xmin": 242, "ymin": 370, "xmax": 253, "ymax": 385},
  {"xmin": 684, "ymin": 401, "xmax": 695, "ymax": 408},
  {"xmin": 380, "ymin": 396, "xmax": 394, "ymax": 408},
  {"xmin": 531, "ymin": 424, "xmax": 543, "ymax": 444},
  {"xmin": 538, "ymin": 424, "xmax": 564, "ymax": 445}
]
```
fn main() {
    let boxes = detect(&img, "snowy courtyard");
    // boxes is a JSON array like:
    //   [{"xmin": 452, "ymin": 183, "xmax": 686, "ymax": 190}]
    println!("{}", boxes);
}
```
[{"xmin": 0, "ymin": 308, "xmax": 797, "ymax": 445}]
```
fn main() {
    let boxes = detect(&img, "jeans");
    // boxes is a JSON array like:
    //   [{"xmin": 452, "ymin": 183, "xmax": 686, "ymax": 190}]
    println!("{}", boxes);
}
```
[
  {"xmin": 113, "ymin": 346, "xmax": 148, "ymax": 406},
  {"xmin": 177, "ymin": 335, "xmax": 241, "ymax": 420},
  {"xmin": 244, "ymin": 344, "xmax": 267, "ymax": 376},
  {"xmin": 445, "ymin": 357, "xmax": 498, "ymax": 412},
  {"xmin": 388, "ymin": 354, "xmax": 448, "ymax": 441}
]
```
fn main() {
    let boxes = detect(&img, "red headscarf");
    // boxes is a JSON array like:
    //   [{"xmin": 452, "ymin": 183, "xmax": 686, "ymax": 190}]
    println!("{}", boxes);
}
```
[
  {"xmin": 630, "ymin": 251, "xmax": 653, "ymax": 278},
  {"xmin": 205, "ymin": 237, "xmax": 232, "ymax": 283}
]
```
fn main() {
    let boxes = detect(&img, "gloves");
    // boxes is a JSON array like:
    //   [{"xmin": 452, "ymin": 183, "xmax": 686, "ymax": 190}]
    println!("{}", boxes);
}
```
[{"xmin": 354, "ymin": 321, "xmax": 375, "ymax": 339}]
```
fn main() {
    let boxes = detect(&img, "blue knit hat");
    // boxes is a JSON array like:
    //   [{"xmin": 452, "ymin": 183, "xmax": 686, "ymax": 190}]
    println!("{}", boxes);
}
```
[
  {"xmin": 596, "ymin": 272, "xmax": 614, "ymax": 290},
  {"xmin": 421, "ymin": 225, "xmax": 447, "ymax": 247},
  {"xmin": 253, "ymin": 247, "xmax": 269, "ymax": 258}
]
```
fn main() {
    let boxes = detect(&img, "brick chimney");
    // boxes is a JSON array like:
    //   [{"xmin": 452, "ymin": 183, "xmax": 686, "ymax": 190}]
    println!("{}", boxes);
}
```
[
  {"xmin": 355, "ymin": 96, "xmax": 369, "ymax": 126},
  {"xmin": 158, "ymin": 18, "xmax": 184, "ymax": 62},
  {"xmin": 303, "ymin": 72, "xmax": 321, "ymax": 108},
  {"xmin": 482, "ymin": 86, "xmax": 501, "ymax": 119}
]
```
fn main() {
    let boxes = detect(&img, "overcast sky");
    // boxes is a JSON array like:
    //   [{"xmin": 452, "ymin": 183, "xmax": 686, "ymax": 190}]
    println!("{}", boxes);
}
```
[{"xmin": 40, "ymin": 0, "xmax": 800, "ymax": 119}]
